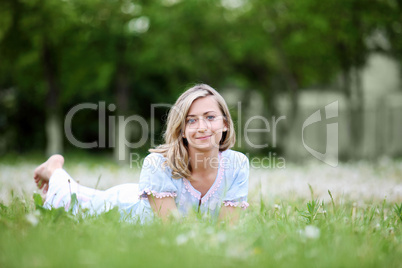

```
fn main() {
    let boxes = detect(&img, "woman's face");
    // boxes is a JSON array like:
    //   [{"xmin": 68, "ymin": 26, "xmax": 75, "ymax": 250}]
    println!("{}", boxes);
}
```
[{"xmin": 183, "ymin": 96, "xmax": 227, "ymax": 153}]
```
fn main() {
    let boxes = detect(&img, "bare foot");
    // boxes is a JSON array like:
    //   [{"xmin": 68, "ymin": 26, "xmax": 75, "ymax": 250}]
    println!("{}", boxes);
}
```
[{"xmin": 34, "ymin": 154, "xmax": 64, "ymax": 194}]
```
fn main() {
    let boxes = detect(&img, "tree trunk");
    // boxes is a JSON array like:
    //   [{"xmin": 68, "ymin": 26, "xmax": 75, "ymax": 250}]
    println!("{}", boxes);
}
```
[
  {"xmin": 352, "ymin": 67, "xmax": 364, "ymax": 158},
  {"xmin": 341, "ymin": 67, "xmax": 359, "ymax": 159},
  {"xmin": 342, "ymin": 65, "xmax": 365, "ymax": 160},
  {"xmin": 113, "ymin": 63, "xmax": 131, "ymax": 163},
  {"xmin": 46, "ymin": 113, "xmax": 63, "ymax": 156},
  {"xmin": 264, "ymin": 6, "xmax": 300, "ymax": 125},
  {"xmin": 270, "ymin": 29, "xmax": 300, "ymax": 159},
  {"xmin": 41, "ymin": 39, "xmax": 63, "ymax": 156}
]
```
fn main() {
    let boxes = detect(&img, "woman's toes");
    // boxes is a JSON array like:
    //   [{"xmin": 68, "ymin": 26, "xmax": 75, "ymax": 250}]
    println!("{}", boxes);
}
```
[{"xmin": 34, "ymin": 154, "xmax": 65, "ymax": 193}]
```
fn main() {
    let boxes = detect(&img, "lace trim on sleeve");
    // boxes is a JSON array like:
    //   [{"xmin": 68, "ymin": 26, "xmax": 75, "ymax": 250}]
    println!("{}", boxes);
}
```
[
  {"xmin": 139, "ymin": 188, "xmax": 177, "ymax": 200},
  {"xmin": 223, "ymin": 200, "xmax": 249, "ymax": 209}
]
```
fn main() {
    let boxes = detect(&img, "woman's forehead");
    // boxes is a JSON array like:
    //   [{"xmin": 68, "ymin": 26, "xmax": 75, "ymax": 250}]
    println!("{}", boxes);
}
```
[{"xmin": 187, "ymin": 96, "xmax": 220, "ymax": 115}]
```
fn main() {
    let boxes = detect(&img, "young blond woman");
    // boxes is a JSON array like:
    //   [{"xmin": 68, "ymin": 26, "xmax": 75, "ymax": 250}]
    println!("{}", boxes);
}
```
[{"xmin": 34, "ymin": 84, "xmax": 249, "ymax": 223}]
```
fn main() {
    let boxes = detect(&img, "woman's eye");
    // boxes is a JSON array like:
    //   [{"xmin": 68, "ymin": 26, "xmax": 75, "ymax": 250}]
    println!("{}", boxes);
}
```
[
  {"xmin": 187, "ymin": 118, "xmax": 196, "ymax": 124},
  {"xmin": 206, "ymin": 115, "xmax": 215, "ymax": 121}
]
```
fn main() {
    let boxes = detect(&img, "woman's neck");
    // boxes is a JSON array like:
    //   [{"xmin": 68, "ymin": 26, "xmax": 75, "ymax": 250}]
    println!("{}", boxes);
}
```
[{"xmin": 188, "ymin": 148, "xmax": 219, "ymax": 174}]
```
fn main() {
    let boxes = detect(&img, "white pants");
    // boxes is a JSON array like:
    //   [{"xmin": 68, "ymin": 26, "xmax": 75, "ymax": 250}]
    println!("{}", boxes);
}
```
[{"xmin": 44, "ymin": 169, "xmax": 140, "ymax": 215}]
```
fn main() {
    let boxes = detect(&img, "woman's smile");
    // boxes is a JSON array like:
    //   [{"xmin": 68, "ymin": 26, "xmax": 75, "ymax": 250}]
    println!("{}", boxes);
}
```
[{"xmin": 196, "ymin": 135, "xmax": 212, "ymax": 140}]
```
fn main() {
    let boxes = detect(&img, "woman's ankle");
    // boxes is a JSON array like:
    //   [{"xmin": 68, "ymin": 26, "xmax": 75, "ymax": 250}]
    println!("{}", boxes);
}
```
[{"xmin": 47, "ymin": 155, "xmax": 65, "ymax": 178}]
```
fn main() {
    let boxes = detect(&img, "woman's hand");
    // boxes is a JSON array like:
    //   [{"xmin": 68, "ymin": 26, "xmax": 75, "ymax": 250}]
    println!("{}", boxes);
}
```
[
  {"xmin": 148, "ymin": 196, "xmax": 178, "ymax": 222},
  {"xmin": 219, "ymin": 205, "xmax": 241, "ymax": 224}
]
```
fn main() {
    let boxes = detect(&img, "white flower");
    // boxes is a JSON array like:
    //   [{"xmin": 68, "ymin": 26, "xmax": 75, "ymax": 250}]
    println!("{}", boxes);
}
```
[
  {"xmin": 216, "ymin": 232, "xmax": 227, "ymax": 243},
  {"xmin": 25, "ymin": 211, "xmax": 40, "ymax": 226},
  {"xmin": 304, "ymin": 225, "xmax": 320, "ymax": 239},
  {"xmin": 176, "ymin": 234, "xmax": 188, "ymax": 245}
]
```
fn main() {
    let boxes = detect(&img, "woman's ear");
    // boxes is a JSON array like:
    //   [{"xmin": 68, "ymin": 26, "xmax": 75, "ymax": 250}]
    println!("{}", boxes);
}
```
[{"xmin": 223, "ymin": 123, "xmax": 228, "ymax": 132}]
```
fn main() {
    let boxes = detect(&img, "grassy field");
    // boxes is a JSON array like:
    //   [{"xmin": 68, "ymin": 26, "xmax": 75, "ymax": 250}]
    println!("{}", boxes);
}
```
[
  {"xmin": 0, "ymin": 189, "xmax": 401, "ymax": 267},
  {"xmin": 0, "ymin": 155, "xmax": 401, "ymax": 267}
]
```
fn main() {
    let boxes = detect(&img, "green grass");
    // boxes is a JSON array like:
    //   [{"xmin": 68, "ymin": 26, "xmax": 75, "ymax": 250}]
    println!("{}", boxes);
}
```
[{"xmin": 1, "ymin": 191, "xmax": 401, "ymax": 268}]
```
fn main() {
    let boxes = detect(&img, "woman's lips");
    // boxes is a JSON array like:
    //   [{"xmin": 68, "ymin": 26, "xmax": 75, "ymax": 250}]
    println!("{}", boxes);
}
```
[{"xmin": 196, "ymin": 135, "xmax": 212, "ymax": 140}]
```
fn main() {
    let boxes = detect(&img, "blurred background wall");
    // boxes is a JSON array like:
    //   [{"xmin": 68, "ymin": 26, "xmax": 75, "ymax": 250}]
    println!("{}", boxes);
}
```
[{"xmin": 0, "ymin": 0, "xmax": 401, "ymax": 162}]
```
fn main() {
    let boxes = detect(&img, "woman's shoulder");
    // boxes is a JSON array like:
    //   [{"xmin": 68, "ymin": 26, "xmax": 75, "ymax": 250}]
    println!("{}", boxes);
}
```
[
  {"xmin": 143, "ymin": 152, "xmax": 170, "ymax": 165},
  {"xmin": 144, "ymin": 152, "xmax": 166, "ymax": 162},
  {"xmin": 140, "ymin": 153, "xmax": 181, "ymax": 185},
  {"xmin": 221, "ymin": 149, "xmax": 249, "ymax": 172},
  {"xmin": 221, "ymin": 149, "xmax": 249, "ymax": 163},
  {"xmin": 142, "ymin": 153, "xmax": 171, "ymax": 174}
]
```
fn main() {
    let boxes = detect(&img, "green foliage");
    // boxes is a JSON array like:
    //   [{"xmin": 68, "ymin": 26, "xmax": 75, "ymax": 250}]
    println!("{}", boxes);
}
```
[
  {"xmin": 394, "ymin": 203, "xmax": 402, "ymax": 223},
  {"xmin": 298, "ymin": 198, "xmax": 321, "ymax": 224},
  {"xmin": 296, "ymin": 184, "xmax": 324, "ymax": 224},
  {"xmin": 33, "ymin": 193, "xmax": 43, "ymax": 207},
  {"xmin": 69, "ymin": 193, "xmax": 78, "ymax": 213},
  {"xmin": 0, "ymin": 0, "xmax": 401, "ymax": 153},
  {"xmin": 0, "ymin": 192, "xmax": 401, "ymax": 267}
]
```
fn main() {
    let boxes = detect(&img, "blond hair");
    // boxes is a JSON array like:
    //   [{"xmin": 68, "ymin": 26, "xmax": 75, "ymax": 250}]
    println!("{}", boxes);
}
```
[{"xmin": 149, "ymin": 84, "xmax": 235, "ymax": 180}]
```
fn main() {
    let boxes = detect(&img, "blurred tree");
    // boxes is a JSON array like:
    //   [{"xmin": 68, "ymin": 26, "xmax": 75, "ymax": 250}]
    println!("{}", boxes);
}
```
[
  {"xmin": 70, "ymin": 0, "xmax": 148, "ymax": 161},
  {"xmin": 384, "ymin": 0, "xmax": 402, "ymax": 74},
  {"xmin": 217, "ymin": 0, "xmax": 340, "ymax": 153},
  {"xmin": 0, "ymin": 0, "xmax": 79, "ymax": 155},
  {"xmin": 0, "ymin": 0, "xmax": 399, "ymax": 158},
  {"xmin": 309, "ymin": 0, "xmax": 394, "ymax": 158}
]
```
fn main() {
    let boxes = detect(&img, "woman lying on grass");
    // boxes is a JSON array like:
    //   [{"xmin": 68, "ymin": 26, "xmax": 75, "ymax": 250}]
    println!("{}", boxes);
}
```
[{"xmin": 33, "ymin": 84, "xmax": 249, "ymax": 223}]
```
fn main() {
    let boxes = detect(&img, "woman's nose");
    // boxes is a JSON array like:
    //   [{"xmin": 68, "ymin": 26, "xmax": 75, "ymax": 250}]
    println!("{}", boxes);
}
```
[{"xmin": 197, "ymin": 118, "xmax": 208, "ymax": 131}]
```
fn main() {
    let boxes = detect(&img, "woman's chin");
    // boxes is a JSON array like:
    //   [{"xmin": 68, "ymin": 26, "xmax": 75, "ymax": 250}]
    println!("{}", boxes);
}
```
[{"xmin": 188, "ymin": 142, "xmax": 220, "ymax": 152}]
